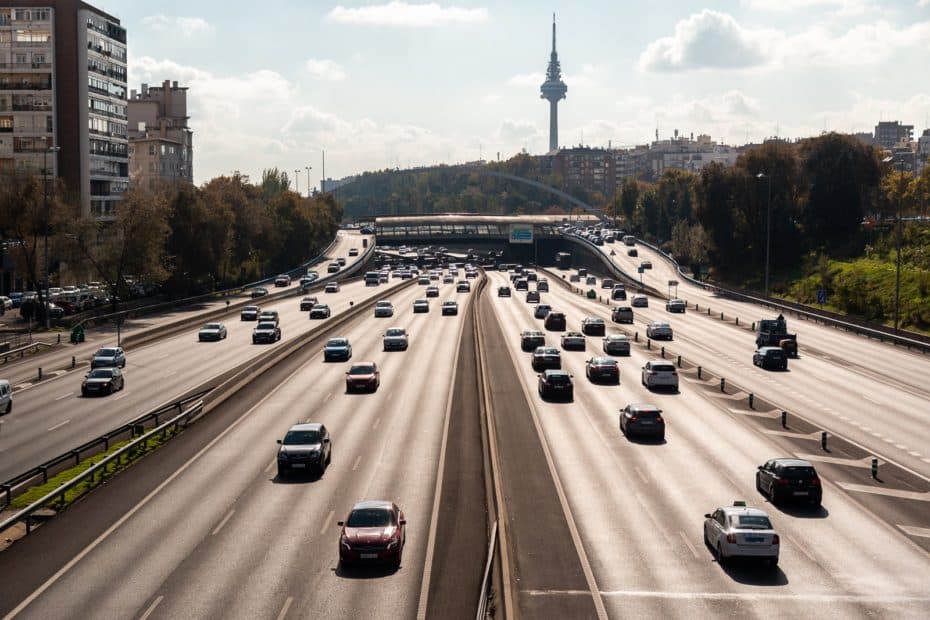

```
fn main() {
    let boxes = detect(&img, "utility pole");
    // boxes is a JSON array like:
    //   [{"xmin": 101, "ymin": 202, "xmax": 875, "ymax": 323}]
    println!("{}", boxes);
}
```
[
  {"xmin": 322, "ymin": 150, "xmax": 326, "ymax": 193},
  {"xmin": 305, "ymin": 165, "xmax": 312, "ymax": 197},
  {"xmin": 294, "ymin": 170, "xmax": 300, "ymax": 195},
  {"xmin": 43, "ymin": 145, "xmax": 60, "ymax": 329},
  {"xmin": 757, "ymin": 172, "xmax": 773, "ymax": 297}
]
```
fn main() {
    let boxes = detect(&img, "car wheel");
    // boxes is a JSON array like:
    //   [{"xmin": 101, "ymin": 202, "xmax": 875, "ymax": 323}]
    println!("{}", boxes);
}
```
[
  {"xmin": 717, "ymin": 543, "xmax": 727, "ymax": 565},
  {"xmin": 769, "ymin": 483, "xmax": 779, "ymax": 504}
]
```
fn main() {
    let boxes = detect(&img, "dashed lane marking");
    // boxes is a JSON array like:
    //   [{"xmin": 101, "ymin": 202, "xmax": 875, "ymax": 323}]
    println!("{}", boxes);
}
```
[
  {"xmin": 47, "ymin": 419, "xmax": 70, "ymax": 432},
  {"xmin": 678, "ymin": 530, "xmax": 699, "ymax": 559},
  {"xmin": 210, "ymin": 509, "xmax": 235, "ymax": 536},
  {"xmin": 352, "ymin": 455, "xmax": 361, "ymax": 471},
  {"xmin": 837, "ymin": 482, "xmax": 930, "ymax": 501},
  {"xmin": 275, "ymin": 596, "xmax": 294, "ymax": 620},
  {"xmin": 265, "ymin": 458, "xmax": 276, "ymax": 474},
  {"xmin": 726, "ymin": 407, "xmax": 777, "ymax": 419},
  {"xmin": 762, "ymin": 430, "xmax": 822, "ymax": 440},
  {"xmin": 524, "ymin": 590, "xmax": 930, "ymax": 603},
  {"xmin": 372, "ymin": 416, "xmax": 381, "ymax": 430},
  {"xmin": 138, "ymin": 595, "xmax": 163, "ymax": 620},
  {"xmin": 795, "ymin": 454, "xmax": 882, "ymax": 469},
  {"xmin": 635, "ymin": 467, "xmax": 649, "ymax": 484},
  {"xmin": 898, "ymin": 525, "xmax": 930, "ymax": 538},
  {"xmin": 54, "ymin": 392, "xmax": 72, "ymax": 401},
  {"xmin": 320, "ymin": 510, "xmax": 335, "ymax": 536}
]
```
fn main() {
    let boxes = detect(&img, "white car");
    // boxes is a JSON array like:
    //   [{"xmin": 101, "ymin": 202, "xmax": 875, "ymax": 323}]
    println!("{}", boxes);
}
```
[
  {"xmin": 703, "ymin": 501, "xmax": 780, "ymax": 568},
  {"xmin": 645, "ymin": 321, "xmax": 673, "ymax": 340},
  {"xmin": 560, "ymin": 331, "xmax": 586, "ymax": 351},
  {"xmin": 383, "ymin": 327, "xmax": 409, "ymax": 351},
  {"xmin": 374, "ymin": 300, "xmax": 394, "ymax": 317},
  {"xmin": 641, "ymin": 360, "xmax": 679, "ymax": 391}
]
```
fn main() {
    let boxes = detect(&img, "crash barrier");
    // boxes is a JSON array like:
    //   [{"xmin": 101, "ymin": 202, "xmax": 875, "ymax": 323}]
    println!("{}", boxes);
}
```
[
  {"xmin": 558, "ymin": 232, "xmax": 663, "ymax": 298},
  {"xmin": 635, "ymin": 237, "xmax": 930, "ymax": 355},
  {"xmin": 1, "ymin": 341, "xmax": 54, "ymax": 365},
  {"xmin": 0, "ymin": 389, "xmax": 211, "ymax": 511},
  {"xmin": 0, "ymin": 399, "xmax": 205, "ymax": 537}
]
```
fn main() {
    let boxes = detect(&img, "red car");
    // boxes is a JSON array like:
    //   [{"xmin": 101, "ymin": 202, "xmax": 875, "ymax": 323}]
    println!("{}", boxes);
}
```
[
  {"xmin": 338, "ymin": 501, "xmax": 406, "ymax": 568},
  {"xmin": 345, "ymin": 362, "xmax": 380, "ymax": 393}
]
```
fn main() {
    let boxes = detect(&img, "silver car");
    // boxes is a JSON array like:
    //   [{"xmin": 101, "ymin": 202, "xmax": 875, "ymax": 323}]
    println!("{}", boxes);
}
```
[
  {"xmin": 704, "ymin": 501, "xmax": 780, "ymax": 568},
  {"xmin": 641, "ymin": 360, "xmax": 679, "ymax": 391},
  {"xmin": 631, "ymin": 294, "xmax": 649, "ymax": 308},
  {"xmin": 383, "ymin": 327, "xmax": 409, "ymax": 351},
  {"xmin": 645, "ymin": 321, "xmax": 673, "ymax": 340},
  {"xmin": 374, "ymin": 300, "xmax": 394, "ymax": 317},
  {"xmin": 603, "ymin": 334, "xmax": 631, "ymax": 356}
]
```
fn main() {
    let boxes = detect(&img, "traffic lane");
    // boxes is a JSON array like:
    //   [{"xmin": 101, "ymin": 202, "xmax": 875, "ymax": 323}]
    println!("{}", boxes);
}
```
[
  {"xmin": 488, "ymin": 272, "xmax": 930, "ymax": 618},
  {"xmin": 7, "ymin": 281, "xmax": 471, "ymax": 619},
  {"xmin": 0, "ymin": 278, "xmax": 405, "ymax": 481},
  {"xmin": 476, "ymin": 280, "xmax": 602, "ymax": 620},
  {"xmin": 542, "ymin": 276, "xmax": 930, "ymax": 479}
]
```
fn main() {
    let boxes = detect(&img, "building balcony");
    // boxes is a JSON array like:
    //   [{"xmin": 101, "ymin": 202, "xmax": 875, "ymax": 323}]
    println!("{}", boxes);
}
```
[{"xmin": 0, "ymin": 82, "xmax": 52, "ymax": 91}]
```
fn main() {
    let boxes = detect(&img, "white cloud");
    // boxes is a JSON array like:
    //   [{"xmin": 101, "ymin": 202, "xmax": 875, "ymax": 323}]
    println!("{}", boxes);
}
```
[
  {"xmin": 742, "ymin": 0, "xmax": 871, "ymax": 13},
  {"xmin": 507, "ymin": 72, "xmax": 544, "ymax": 86},
  {"xmin": 920, "ymin": 0, "xmax": 930, "ymax": 7},
  {"xmin": 497, "ymin": 119, "xmax": 540, "ymax": 142},
  {"xmin": 305, "ymin": 59, "xmax": 347, "ymax": 82},
  {"xmin": 780, "ymin": 20, "xmax": 930, "ymax": 66},
  {"xmin": 140, "ymin": 15, "xmax": 212, "ymax": 37},
  {"xmin": 325, "ymin": 2, "xmax": 488, "ymax": 27},
  {"xmin": 481, "ymin": 94, "xmax": 500, "ymax": 104},
  {"xmin": 638, "ymin": 10, "xmax": 772, "ymax": 72}
]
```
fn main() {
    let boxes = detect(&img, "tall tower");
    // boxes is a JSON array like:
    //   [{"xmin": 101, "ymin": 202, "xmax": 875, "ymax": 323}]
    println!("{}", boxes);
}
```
[{"xmin": 540, "ymin": 13, "xmax": 567, "ymax": 153}]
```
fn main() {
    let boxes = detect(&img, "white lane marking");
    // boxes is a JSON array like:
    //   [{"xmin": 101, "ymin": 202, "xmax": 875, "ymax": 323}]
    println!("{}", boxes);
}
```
[
  {"xmin": 351, "ymin": 455, "xmax": 361, "ymax": 471},
  {"xmin": 210, "ymin": 509, "xmax": 235, "ymax": 536},
  {"xmin": 784, "ymin": 533, "xmax": 817, "ymax": 563},
  {"xmin": 162, "ymin": 370, "xmax": 177, "ymax": 378},
  {"xmin": 837, "ymin": 482, "xmax": 930, "ymax": 501},
  {"xmin": 275, "ymin": 596, "xmax": 294, "ymax": 620},
  {"xmin": 54, "ymin": 392, "xmax": 72, "ymax": 401},
  {"xmin": 678, "ymin": 531, "xmax": 699, "ymax": 559},
  {"xmin": 47, "ymin": 419, "xmax": 71, "ymax": 432},
  {"xmin": 898, "ymin": 524, "xmax": 930, "ymax": 538},
  {"xmin": 138, "ymin": 595, "xmax": 163, "ymax": 620},
  {"xmin": 325, "ymin": 392, "xmax": 333, "ymax": 402},
  {"xmin": 635, "ymin": 467, "xmax": 649, "ymax": 484},
  {"xmin": 794, "ymin": 454, "xmax": 879, "ymax": 469},
  {"xmin": 265, "ymin": 458, "xmax": 276, "ymax": 474},
  {"xmin": 762, "ymin": 430, "xmax": 822, "ymax": 440},
  {"xmin": 909, "ymin": 451, "xmax": 921, "ymax": 457},
  {"xmin": 320, "ymin": 510, "xmax": 335, "ymax": 536},
  {"xmin": 113, "ymin": 392, "xmax": 128, "ymax": 401},
  {"xmin": 3, "ymin": 349, "xmax": 315, "ymax": 620},
  {"xmin": 372, "ymin": 417, "xmax": 381, "ymax": 430}
]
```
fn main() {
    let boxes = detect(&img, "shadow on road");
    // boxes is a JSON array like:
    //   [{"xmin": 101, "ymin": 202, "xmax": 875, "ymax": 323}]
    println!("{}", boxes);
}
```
[{"xmin": 334, "ymin": 563, "xmax": 400, "ymax": 579}]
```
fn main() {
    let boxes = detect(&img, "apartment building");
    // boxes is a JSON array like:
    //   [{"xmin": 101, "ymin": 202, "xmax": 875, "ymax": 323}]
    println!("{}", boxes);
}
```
[
  {"xmin": 128, "ymin": 80, "xmax": 193, "ymax": 189},
  {"xmin": 0, "ymin": 1, "xmax": 127, "ymax": 219},
  {"xmin": 552, "ymin": 147, "xmax": 615, "ymax": 197},
  {"xmin": 874, "ymin": 121, "xmax": 913, "ymax": 151}
]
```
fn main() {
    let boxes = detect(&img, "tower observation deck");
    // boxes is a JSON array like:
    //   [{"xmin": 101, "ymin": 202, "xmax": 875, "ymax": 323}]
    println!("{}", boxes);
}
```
[{"xmin": 540, "ymin": 14, "xmax": 568, "ymax": 153}]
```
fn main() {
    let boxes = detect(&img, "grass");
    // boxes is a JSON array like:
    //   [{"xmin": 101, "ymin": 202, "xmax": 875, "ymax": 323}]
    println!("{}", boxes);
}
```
[{"xmin": 10, "ymin": 427, "xmax": 180, "ymax": 511}]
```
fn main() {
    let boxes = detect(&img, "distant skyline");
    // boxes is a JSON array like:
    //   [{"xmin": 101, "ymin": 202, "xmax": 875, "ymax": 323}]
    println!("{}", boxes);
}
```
[{"xmin": 101, "ymin": 1, "xmax": 930, "ymax": 187}]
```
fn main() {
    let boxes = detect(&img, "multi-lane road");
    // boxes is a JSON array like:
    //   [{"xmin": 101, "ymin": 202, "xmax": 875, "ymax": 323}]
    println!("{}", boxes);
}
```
[{"xmin": 1, "ymin": 234, "xmax": 929, "ymax": 619}]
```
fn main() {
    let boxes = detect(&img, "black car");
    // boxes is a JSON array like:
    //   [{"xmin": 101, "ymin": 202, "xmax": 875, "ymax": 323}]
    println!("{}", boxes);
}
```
[
  {"xmin": 532, "ymin": 346, "xmax": 561, "ymax": 371},
  {"xmin": 544, "ymin": 311, "xmax": 566, "ymax": 331},
  {"xmin": 498, "ymin": 286, "xmax": 511, "ymax": 297},
  {"xmin": 277, "ymin": 423, "xmax": 331, "ymax": 477},
  {"xmin": 756, "ymin": 458, "xmax": 822, "ymax": 507},
  {"xmin": 520, "ymin": 330, "xmax": 546, "ymax": 352},
  {"xmin": 300, "ymin": 296, "xmax": 318, "ymax": 311},
  {"xmin": 585, "ymin": 357, "xmax": 619, "ymax": 383},
  {"xmin": 538, "ymin": 369, "xmax": 573, "ymax": 401},
  {"xmin": 309, "ymin": 304, "xmax": 332, "ymax": 319},
  {"xmin": 627, "ymin": 248, "xmax": 638, "ymax": 257},
  {"xmin": 252, "ymin": 321, "xmax": 281, "ymax": 343},
  {"xmin": 442, "ymin": 301, "xmax": 458, "ymax": 315},
  {"xmin": 581, "ymin": 317, "xmax": 606, "ymax": 336},
  {"xmin": 526, "ymin": 290, "xmax": 540, "ymax": 304},
  {"xmin": 753, "ymin": 347, "xmax": 788, "ymax": 370},
  {"xmin": 81, "ymin": 367, "xmax": 124, "ymax": 397},
  {"xmin": 620, "ymin": 404, "xmax": 665, "ymax": 440},
  {"xmin": 250, "ymin": 287, "xmax": 269, "ymax": 298}
]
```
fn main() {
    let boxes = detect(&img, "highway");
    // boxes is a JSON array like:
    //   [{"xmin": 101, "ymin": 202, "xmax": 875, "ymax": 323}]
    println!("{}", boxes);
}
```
[
  {"xmin": 484, "ymin": 270, "xmax": 930, "ymax": 618},
  {"xmin": 0, "ymin": 232, "xmax": 372, "ymax": 481}
]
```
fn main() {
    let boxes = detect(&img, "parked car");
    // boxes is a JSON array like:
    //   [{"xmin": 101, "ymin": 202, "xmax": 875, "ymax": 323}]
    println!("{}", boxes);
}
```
[
  {"xmin": 383, "ymin": 327, "xmax": 409, "ymax": 351},
  {"xmin": 756, "ymin": 458, "xmax": 822, "ymax": 507},
  {"xmin": 646, "ymin": 321, "xmax": 673, "ymax": 340},
  {"xmin": 631, "ymin": 294, "xmax": 649, "ymax": 308},
  {"xmin": 666, "ymin": 299, "xmax": 686, "ymax": 313},
  {"xmin": 91, "ymin": 347, "xmax": 126, "ymax": 369},
  {"xmin": 521, "ymin": 330, "xmax": 546, "ymax": 352},
  {"xmin": 585, "ymin": 357, "xmax": 619, "ymax": 383},
  {"xmin": 581, "ymin": 317, "xmax": 606, "ymax": 336},
  {"xmin": 345, "ymin": 362, "xmax": 380, "ymax": 392},
  {"xmin": 544, "ymin": 311, "xmax": 566, "ymax": 331},
  {"xmin": 753, "ymin": 347, "xmax": 788, "ymax": 371},
  {"xmin": 603, "ymin": 334, "xmax": 631, "ymax": 356},
  {"xmin": 241, "ymin": 305, "xmax": 261, "ymax": 321},
  {"xmin": 337, "ymin": 501, "xmax": 406, "ymax": 568},
  {"xmin": 619, "ymin": 403, "xmax": 665, "ymax": 440},
  {"xmin": 537, "ymin": 369, "xmax": 574, "ymax": 401},
  {"xmin": 309, "ymin": 304, "xmax": 332, "ymax": 319},
  {"xmin": 250, "ymin": 287, "xmax": 268, "ymax": 298},
  {"xmin": 277, "ymin": 423, "xmax": 331, "ymax": 477},
  {"xmin": 252, "ymin": 321, "xmax": 281, "ymax": 344},
  {"xmin": 198, "ymin": 323, "xmax": 227, "ymax": 341},
  {"xmin": 703, "ymin": 501, "xmax": 779, "ymax": 568},
  {"xmin": 413, "ymin": 299, "xmax": 429, "ymax": 313},
  {"xmin": 300, "ymin": 296, "xmax": 318, "ymax": 311},
  {"xmin": 442, "ymin": 301, "xmax": 459, "ymax": 315},
  {"xmin": 641, "ymin": 360, "xmax": 679, "ymax": 391},
  {"xmin": 531, "ymin": 346, "xmax": 561, "ymax": 371},
  {"xmin": 560, "ymin": 331, "xmax": 586, "ymax": 351},
  {"xmin": 323, "ymin": 337, "xmax": 352, "ymax": 361},
  {"xmin": 81, "ymin": 367, "xmax": 124, "ymax": 397}
]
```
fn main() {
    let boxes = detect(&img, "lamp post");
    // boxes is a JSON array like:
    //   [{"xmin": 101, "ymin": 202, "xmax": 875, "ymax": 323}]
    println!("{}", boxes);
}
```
[
  {"xmin": 294, "ymin": 169, "xmax": 300, "ymax": 195},
  {"xmin": 756, "ymin": 172, "xmax": 772, "ymax": 297},
  {"xmin": 882, "ymin": 156, "xmax": 904, "ymax": 333},
  {"xmin": 43, "ymin": 145, "xmax": 60, "ymax": 329},
  {"xmin": 305, "ymin": 165, "xmax": 312, "ymax": 197}
]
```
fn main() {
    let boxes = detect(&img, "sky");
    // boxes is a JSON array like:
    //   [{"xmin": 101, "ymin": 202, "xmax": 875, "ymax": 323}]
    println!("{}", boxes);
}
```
[{"xmin": 102, "ymin": 0, "xmax": 930, "ymax": 188}]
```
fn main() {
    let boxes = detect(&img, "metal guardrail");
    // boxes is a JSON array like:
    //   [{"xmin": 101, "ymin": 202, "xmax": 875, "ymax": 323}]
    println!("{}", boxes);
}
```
[
  {"xmin": 1, "ymin": 340, "xmax": 55, "ymax": 364},
  {"xmin": 476, "ymin": 520, "xmax": 498, "ymax": 620},
  {"xmin": 558, "ymin": 232, "xmax": 663, "ymax": 298},
  {"xmin": 0, "ymin": 399, "xmax": 205, "ymax": 537},
  {"xmin": 634, "ymin": 237, "xmax": 930, "ymax": 354},
  {"xmin": 0, "ymin": 389, "xmax": 211, "ymax": 510}
]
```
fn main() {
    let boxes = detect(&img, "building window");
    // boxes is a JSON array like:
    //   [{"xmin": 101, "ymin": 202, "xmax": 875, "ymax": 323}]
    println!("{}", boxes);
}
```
[{"xmin": 149, "ymin": 144, "xmax": 156, "ymax": 156}]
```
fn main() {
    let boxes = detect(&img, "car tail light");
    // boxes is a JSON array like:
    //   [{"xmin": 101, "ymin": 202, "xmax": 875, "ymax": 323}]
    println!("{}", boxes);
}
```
[
  {"xmin": 726, "ymin": 533, "xmax": 737, "ymax": 544},
  {"xmin": 629, "ymin": 415, "xmax": 638, "ymax": 422},
  {"xmin": 810, "ymin": 477, "xmax": 820, "ymax": 486},
  {"xmin": 655, "ymin": 416, "xmax": 663, "ymax": 423},
  {"xmin": 647, "ymin": 370, "xmax": 656, "ymax": 375},
  {"xmin": 772, "ymin": 534, "xmax": 780, "ymax": 545},
  {"xmin": 776, "ymin": 478, "xmax": 790, "ymax": 486}
]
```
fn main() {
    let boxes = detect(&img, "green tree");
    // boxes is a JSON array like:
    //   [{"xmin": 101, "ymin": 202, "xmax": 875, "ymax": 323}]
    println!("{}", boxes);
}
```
[{"xmin": 618, "ymin": 177, "xmax": 639, "ymax": 229}]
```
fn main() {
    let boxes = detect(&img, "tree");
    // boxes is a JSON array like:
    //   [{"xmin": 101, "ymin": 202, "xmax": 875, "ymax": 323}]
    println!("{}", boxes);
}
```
[
  {"xmin": 261, "ymin": 168, "xmax": 292, "ymax": 200},
  {"xmin": 164, "ymin": 183, "xmax": 233, "ymax": 295},
  {"xmin": 618, "ymin": 177, "xmax": 639, "ymax": 229}
]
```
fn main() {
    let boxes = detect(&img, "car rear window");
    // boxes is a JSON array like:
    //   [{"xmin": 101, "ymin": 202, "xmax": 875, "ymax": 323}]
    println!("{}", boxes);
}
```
[
  {"xmin": 327, "ymin": 338, "xmax": 348, "ymax": 346},
  {"xmin": 386, "ymin": 329, "xmax": 405, "ymax": 337},
  {"xmin": 97, "ymin": 348, "xmax": 118, "ymax": 356},
  {"xmin": 779, "ymin": 466, "xmax": 817, "ymax": 479},
  {"xmin": 546, "ymin": 374, "xmax": 571, "ymax": 384},
  {"xmin": 653, "ymin": 364, "xmax": 675, "ymax": 372},
  {"xmin": 735, "ymin": 515, "xmax": 772, "ymax": 529}
]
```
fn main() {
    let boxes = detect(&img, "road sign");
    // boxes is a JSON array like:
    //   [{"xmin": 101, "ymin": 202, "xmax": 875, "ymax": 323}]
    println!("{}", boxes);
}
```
[
  {"xmin": 637, "ymin": 266, "xmax": 645, "ymax": 274},
  {"xmin": 668, "ymin": 280, "xmax": 678, "ymax": 286},
  {"xmin": 508, "ymin": 224, "xmax": 534, "ymax": 244}
]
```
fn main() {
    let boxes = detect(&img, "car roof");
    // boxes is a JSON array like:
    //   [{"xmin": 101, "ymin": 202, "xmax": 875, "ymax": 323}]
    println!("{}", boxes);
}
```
[
  {"xmin": 720, "ymin": 505, "xmax": 771, "ymax": 519},
  {"xmin": 627, "ymin": 403, "xmax": 661, "ymax": 412},
  {"xmin": 584, "ymin": 317, "xmax": 604, "ymax": 322},
  {"xmin": 770, "ymin": 458, "xmax": 814, "ymax": 468},
  {"xmin": 606, "ymin": 334, "xmax": 628, "ymax": 340},
  {"xmin": 590, "ymin": 357, "xmax": 616, "ymax": 363},
  {"xmin": 544, "ymin": 369, "xmax": 570, "ymax": 377},
  {"xmin": 287, "ymin": 422, "xmax": 324, "ymax": 432},
  {"xmin": 351, "ymin": 500, "xmax": 393, "ymax": 511}
]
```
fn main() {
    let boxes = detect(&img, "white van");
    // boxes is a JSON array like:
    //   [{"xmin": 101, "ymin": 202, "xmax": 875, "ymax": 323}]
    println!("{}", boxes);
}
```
[{"xmin": 0, "ymin": 379, "xmax": 11, "ymax": 414}]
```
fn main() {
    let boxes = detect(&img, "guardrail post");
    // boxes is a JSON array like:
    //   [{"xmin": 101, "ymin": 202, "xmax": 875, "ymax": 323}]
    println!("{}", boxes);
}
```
[
  {"xmin": 752, "ymin": 322, "xmax": 756, "ymax": 331},
  {"xmin": 720, "ymin": 377, "xmax": 726, "ymax": 392},
  {"xmin": 41, "ymin": 465, "xmax": 48, "ymax": 484},
  {"xmin": 647, "ymin": 338, "xmax": 651, "ymax": 350},
  {"xmin": 677, "ymin": 355, "xmax": 682, "ymax": 368},
  {"xmin": 634, "ymin": 332, "xmax": 638, "ymax": 342},
  {"xmin": 661, "ymin": 346, "xmax": 665, "ymax": 358},
  {"xmin": 37, "ymin": 367, "xmax": 42, "ymax": 380},
  {"xmin": 821, "ymin": 431, "xmax": 828, "ymax": 451},
  {"xmin": 3, "ymin": 484, "xmax": 10, "ymax": 506},
  {"xmin": 871, "ymin": 457, "xmax": 879, "ymax": 479},
  {"xmin": 720, "ymin": 312, "xmax": 724, "ymax": 320},
  {"xmin": 781, "ymin": 411, "xmax": 788, "ymax": 428},
  {"xmin": 707, "ymin": 307, "xmax": 711, "ymax": 315},
  {"xmin": 735, "ymin": 317, "xmax": 739, "ymax": 326},
  {"xmin": 697, "ymin": 366, "xmax": 702, "ymax": 379},
  {"xmin": 57, "ymin": 333, "xmax": 61, "ymax": 344},
  {"xmin": 71, "ymin": 356, "xmax": 76, "ymax": 368},
  {"xmin": 73, "ymin": 450, "xmax": 79, "ymax": 466},
  {"xmin": 749, "ymin": 393, "xmax": 754, "ymax": 409},
  {"xmin": 695, "ymin": 303, "xmax": 699, "ymax": 312}
]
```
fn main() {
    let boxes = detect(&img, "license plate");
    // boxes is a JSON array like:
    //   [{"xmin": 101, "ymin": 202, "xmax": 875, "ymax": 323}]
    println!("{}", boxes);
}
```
[
  {"xmin": 360, "ymin": 553, "xmax": 378, "ymax": 559},
  {"xmin": 793, "ymin": 491, "xmax": 808, "ymax": 496},
  {"xmin": 291, "ymin": 463, "xmax": 306, "ymax": 469},
  {"xmin": 745, "ymin": 536, "xmax": 764, "ymax": 543},
  {"xmin": 639, "ymin": 420, "xmax": 653, "ymax": 425}
]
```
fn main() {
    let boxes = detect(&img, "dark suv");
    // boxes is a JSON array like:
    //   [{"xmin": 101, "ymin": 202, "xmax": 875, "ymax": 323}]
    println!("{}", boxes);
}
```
[
  {"xmin": 619, "ymin": 404, "xmax": 665, "ymax": 441},
  {"xmin": 756, "ymin": 458, "xmax": 822, "ymax": 507},
  {"xmin": 544, "ymin": 311, "xmax": 566, "ymax": 331},
  {"xmin": 538, "ymin": 369, "xmax": 573, "ymax": 401},
  {"xmin": 753, "ymin": 347, "xmax": 788, "ymax": 371},
  {"xmin": 581, "ymin": 317, "xmax": 606, "ymax": 336},
  {"xmin": 520, "ymin": 330, "xmax": 546, "ymax": 352},
  {"xmin": 276, "ymin": 423, "xmax": 331, "ymax": 477}
]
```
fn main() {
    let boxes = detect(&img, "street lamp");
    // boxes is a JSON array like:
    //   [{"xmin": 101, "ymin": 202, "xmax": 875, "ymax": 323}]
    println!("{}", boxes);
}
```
[
  {"xmin": 756, "ymin": 172, "xmax": 772, "ymax": 297},
  {"xmin": 882, "ymin": 155, "xmax": 904, "ymax": 333},
  {"xmin": 43, "ymin": 145, "xmax": 60, "ymax": 329},
  {"xmin": 305, "ymin": 165, "xmax": 312, "ymax": 198},
  {"xmin": 294, "ymin": 169, "xmax": 300, "ymax": 195}
]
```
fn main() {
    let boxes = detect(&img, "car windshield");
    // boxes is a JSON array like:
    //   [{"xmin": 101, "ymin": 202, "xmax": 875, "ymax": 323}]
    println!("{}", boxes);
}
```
[
  {"xmin": 377, "ymin": 301, "xmax": 392, "ymax": 306},
  {"xmin": 257, "ymin": 322, "xmax": 276, "ymax": 329},
  {"xmin": 349, "ymin": 365, "xmax": 375, "ymax": 375},
  {"xmin": 735, "ymin": 515, "xmax": 772, "ymax": 529},
  {"xmin": 346, "ymin": 508, "xmax": 394, "ymax": 527},
  {"xmin": 608, "ymin": 335, "xmax": 627, "ymax": 342},
  {"xmin": 88, "ymin": 369, "xmax": 114, "ymax": 378},
  {"xmin": 593, "ymin": 358, "xmax": 615, "ymax": 366},
  {"xmin": 327, "ymin": 339, "xmax": 348, "ymax": 347},
  {"xmin": 587, "ymin": 318, "xmax": 604, "ymax": 324},
  {"xmin": 203, "ymin": 324, "xmax": 221, "ymax": 330},
  {"xmin": 312, "ymin": 305, "xmax": 327, "ymax": 310},
  {"xmin": 767, "ymin": 350, "xmax": 786, "ymax": 358},
  {"xmin": 283, "ymin": 430, "xmax": 321, "ymax": 445},
  {"xmin": 386, "ymin": 329, "xmax": 405, "ymax": 337},
  {"xmin": 96, "ymin": 348, "xmax": 118, "ymax": 357}
]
